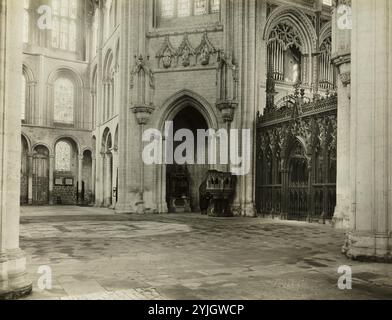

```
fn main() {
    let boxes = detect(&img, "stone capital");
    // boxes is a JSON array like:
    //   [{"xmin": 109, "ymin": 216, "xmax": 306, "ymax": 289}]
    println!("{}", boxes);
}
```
[
  {"xmin": 331, "ymin": 52, "xmax": 351, "ymax": 68},
  {"xmin": 339, "ymin": 71, "xmax": 351, "ymax": 87},
  {"xmin": 216, "ymin": 100, "xmax": 238, "ymax": 123},
  {"xmin": 131, "ymin": 104, "xmax": 155, "ymax": 126}
]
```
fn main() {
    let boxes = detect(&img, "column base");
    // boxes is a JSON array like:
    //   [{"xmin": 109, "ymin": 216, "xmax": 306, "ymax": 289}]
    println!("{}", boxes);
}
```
[
  {"xmin": 115, "ymin": 203, "xmax": 137, "ymax": 214},
  {"xmin": 232, "ymin": 202, "xmax": 257, "ymax": 217},
  {"xmin": 0, "ymin": 249, "xmax": 32, "ymax": 300},
  {"xmin": 343, "ymin": 232, "xmax": 392, "ymax": 263},
  {"xmin": 333, "ymin": 204, "xmax": 351, "ymax": 230},
  {"xmin": 332, "ymin": 215, "xmax": 350, "ymax": 230}
]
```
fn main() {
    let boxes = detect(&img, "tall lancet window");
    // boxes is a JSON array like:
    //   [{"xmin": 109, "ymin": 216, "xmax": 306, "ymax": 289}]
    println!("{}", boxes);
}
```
[
  {"xmin": 55, "ymin": 141, "xmax": 72, "ymax": 172},
  {"xmin": 92, "ymin": 9, "xmax": 99, "ymax": 56},
  {"xmin": 194, "ymin": 0, "xmax": 207, "ymax": 15},
  {"xmin": 21, "ymin": 75, "xmax": 27, "ymax": 121},
  {"xmin": 52, "ymin": 0, "xmax": 78, "ymax": 51},
  {"xmin": 54, "ymin": 78, "xmax": 75, "ymax": 125},
  {"xmin": 23, "ymin": 0, "xmax": 30, "ymax": 43},
  {"xmin": 161, "ymin": 0, "xmax": 174, "ymax": 17},
  {"xmin": 210, "ymin": 0, "xmax": 220, "ymax": 12},
  {"xmin": 160, "ymin": 0, "xmax": 220, "ymax": 17},
  {"xmin": 177, "ymin": 0, "xmax": 191, "ymax": 16},
  {"xmin": 267, "ymin": 22, "xmax": 303, "ymax": 85}
]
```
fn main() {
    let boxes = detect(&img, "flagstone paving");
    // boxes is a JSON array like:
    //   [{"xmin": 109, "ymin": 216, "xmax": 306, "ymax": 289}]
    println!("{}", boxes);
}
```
[{"xmin": 20, "ymin": 206, "xmax": 392, "ymax": 300}]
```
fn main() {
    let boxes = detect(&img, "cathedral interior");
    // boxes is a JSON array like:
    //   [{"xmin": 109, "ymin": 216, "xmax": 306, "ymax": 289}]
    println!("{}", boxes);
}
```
[{"xmin": 0, "ymin": 0, "xmax": 392, "ymax": 300}]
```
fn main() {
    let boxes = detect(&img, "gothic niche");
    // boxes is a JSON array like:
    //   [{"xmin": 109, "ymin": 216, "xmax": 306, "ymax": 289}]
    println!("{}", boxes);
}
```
[
  {"xmin": 267, "ymin": 22, "xmax": 304, "ymax": 85},
  {"xmin": 176, "ymin": 34, "xmax": 195, "ymax": 67},
  {"xmin": 156, "ymin": 36, "xmax": 176, "ymax": 69},
  {"xmin": 195, "ymin": 32, "xmax": 216, "ymax": 66},
  {"xmin": 216, "ymin": 51, "xmax": 238, "ymax": 122},
  {"xmin": 130, "ymin": 55, "xmax": 155, "ymax": 122}
]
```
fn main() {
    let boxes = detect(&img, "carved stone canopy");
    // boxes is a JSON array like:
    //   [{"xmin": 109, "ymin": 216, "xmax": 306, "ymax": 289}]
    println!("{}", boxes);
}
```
[{"xmin": 156, "ymin": 36, "xmax": 177, "ymax": 69}]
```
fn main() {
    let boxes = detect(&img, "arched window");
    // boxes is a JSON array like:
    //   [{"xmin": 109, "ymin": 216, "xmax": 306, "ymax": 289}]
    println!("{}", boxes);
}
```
[
  {"xmin": 55, "ymin": 141, "xmax": 72, "ymax": 172},
  {"xmin": 92, "ymin": 9, "xmax": 99, "ymax": 56},
  {"xmin": 52, "ymin": 0, "xmax": 78, "ymax": 51},
  {"xmin": 161, "ymin": 0, "xmax": 174, "ymax": 17},
  {"xmin": 267, "ymin": 22, "xmax": 303, "ymax": 84},
  {"xmin": 160, "ymin": 0, "xmax": 220, "ymax": 18},
  {"xmin": 23, "ymin": 0, "xmax": 30, "ymax": 43},
  {"xmin": 54, "ymin": 78, "xmax": 74, "ymax": 124},
  {"xmin": 178, "ymin": 0, "xmax": 190, "ymax": 17},
  {"xmin": 92, "ymin": 67, "xmax": 98, "ymax": 128},
  {"xmin": 194, "ymin": 0, "xmax": 207, "ymax": 15},
  {"xmin": 69, "ymin": 21, "xmax": 77, "ymax": 51},
  {"xmin": 110, "ymin": 0, "xmax": 116, "ymax": 29},
  {"xmin": 21, "ymin": 74, "xmax": 27, "ymax": 121}
]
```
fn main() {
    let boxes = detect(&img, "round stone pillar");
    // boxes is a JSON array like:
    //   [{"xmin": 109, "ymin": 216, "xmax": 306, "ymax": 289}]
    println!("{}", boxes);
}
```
[
  {"xmin": 331, "ymin": 0, "xmax": 352, "ymax": 229},
  {"xmin": 0, "ymin": 0, "xmax": 32, "ymax": 299},
  {"xmin": 343, "ymin": 0, "xmax": 392, "ymax": 261}
]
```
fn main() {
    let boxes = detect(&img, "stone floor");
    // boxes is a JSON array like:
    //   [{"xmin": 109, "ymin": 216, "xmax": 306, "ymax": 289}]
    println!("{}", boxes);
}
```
[{"xmin": 20, "ymin": 206, "xmax": 392, "ymax": 300}]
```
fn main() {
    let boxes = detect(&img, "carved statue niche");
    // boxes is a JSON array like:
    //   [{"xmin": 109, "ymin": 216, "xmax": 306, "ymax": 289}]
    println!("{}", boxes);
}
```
[
  {"xmin": 177, "ymin": 34, "xmax": 196, "ymax": 67},
  {"xmin": 216, "ymin": 51, "xmax": 239, "ymax": 122},
  {"xmin": 195, "ymin": 32, "xmax": 216, "ymax": 66},
  {"xmin": 156, "ymin": 36, "xmax": 177, "ymax": 69},
  {"xmin": 216, "ymin": 51, "xmax": 238, "ymax": 101},
  {"xmin": 130, "ymin": 55, "xmax": 155, "ymax": 124}
]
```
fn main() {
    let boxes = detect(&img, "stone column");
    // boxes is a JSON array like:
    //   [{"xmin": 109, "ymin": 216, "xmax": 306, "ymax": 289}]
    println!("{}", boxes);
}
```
[
  {"xmin": 116, "ymin": 0, "xmax": 154, "ymax": 214},
  {"xmin": 116, "ymin": 0, "xmax": 133, "ymax": 214},
  {"xmin": 343, "ymin": 0, "xmax": 392, "ymax": 261},
  {"xmin": 48, "ymin": 155, "xmax": 54, "ymax": 205},
  {"xmin": 91, "ymin": 156, "xmax": 96, "ymax": 204},
  {"xmin": 131, "ymin": 107, "xmax": 154, "ymax": 213},
  {"xmin": 331, "ymin": 0, "xmax": 351, "ymax": 229},
  {"xmin": 112, "ymin": 148, "xmax": 118, "ymax": 208},
  {"xmin": 104, "ymin": 152, "xmax": 112, "ymax": 207},
  {"xmin": 234, "ymin": 0, "xmax": 257, "ymax": 217},
  {"xmin": 27, "ymin": 153, "xmax": 33, "ymax": 205},
  {"xmin": 77, "ymin": 155, "xmax": 83, "ymax": 205},
  {"xmin": 95, "ymin": 152, "xmax": 105, "ymax": 207},
  {"xmin": 0, "ymin": 0, "xmax": 32, "ymax": 299}
]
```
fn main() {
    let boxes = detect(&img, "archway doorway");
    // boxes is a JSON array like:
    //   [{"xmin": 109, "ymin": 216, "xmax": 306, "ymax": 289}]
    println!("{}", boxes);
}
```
[
  {"xmin": 82, "ymin": 150, "xmax": 93, "ymax": 205},
  {"xmin": 287, "ymin": 140, "xmax": 309, "ymax": 220},
  {"xmin": 166, "ymin": 106, "xmax": 209, "ymax": 213},
  {"xmin": 102, "ymin": 130, "xmax": 113, "ymax": 208},
  {"xmin": 32, "ymin": 145, "xmax": 50, "ymax": 205},
  {"xmin": 20, "ymin": 136, "xmax": 29, "ymax": 205}
]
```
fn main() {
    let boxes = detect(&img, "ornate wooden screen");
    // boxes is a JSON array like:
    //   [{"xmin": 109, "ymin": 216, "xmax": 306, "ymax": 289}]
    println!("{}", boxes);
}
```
[{"xmin": 256, "ymin": 85, "xmax": 337, "ymax": 222}]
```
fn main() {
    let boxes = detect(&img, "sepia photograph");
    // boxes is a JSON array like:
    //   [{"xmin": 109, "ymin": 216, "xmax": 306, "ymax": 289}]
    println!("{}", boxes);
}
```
[{"xmin": 0, "ymin": 0, "xmax": 391, "ymax": 308}]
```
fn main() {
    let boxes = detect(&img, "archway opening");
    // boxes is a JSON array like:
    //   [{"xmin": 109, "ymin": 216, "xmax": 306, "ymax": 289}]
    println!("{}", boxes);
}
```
[
  {"xmin": 53, "ymin": 138, "xmax": 79, "ymax": 205},
  {"xmin": 32, "ymin": 145, "xmax": 50, "ymax": 205},
  {"xmin": 166, "ymin": 105, "xmax": 210, "ymax": 213},
  {"xmin": 287, "ymin": 140, "xmax": 309, "ymax": 220},
  {"xmin": 102, "ymin": 130, "xmax": 113, "ymax": 208},
  {"xmin": 21, "ymin": 136, "xmax": 29, "ymax": 205},
  {"xmin": 82, "ymin": 150, "xmax": 93, "ymax": 205}
]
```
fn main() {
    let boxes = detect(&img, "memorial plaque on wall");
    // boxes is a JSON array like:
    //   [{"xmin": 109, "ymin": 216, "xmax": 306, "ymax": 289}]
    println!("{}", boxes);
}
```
[{"xmin": 65, "ymin": 178, "xmax": 74, "ymax": 186}]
